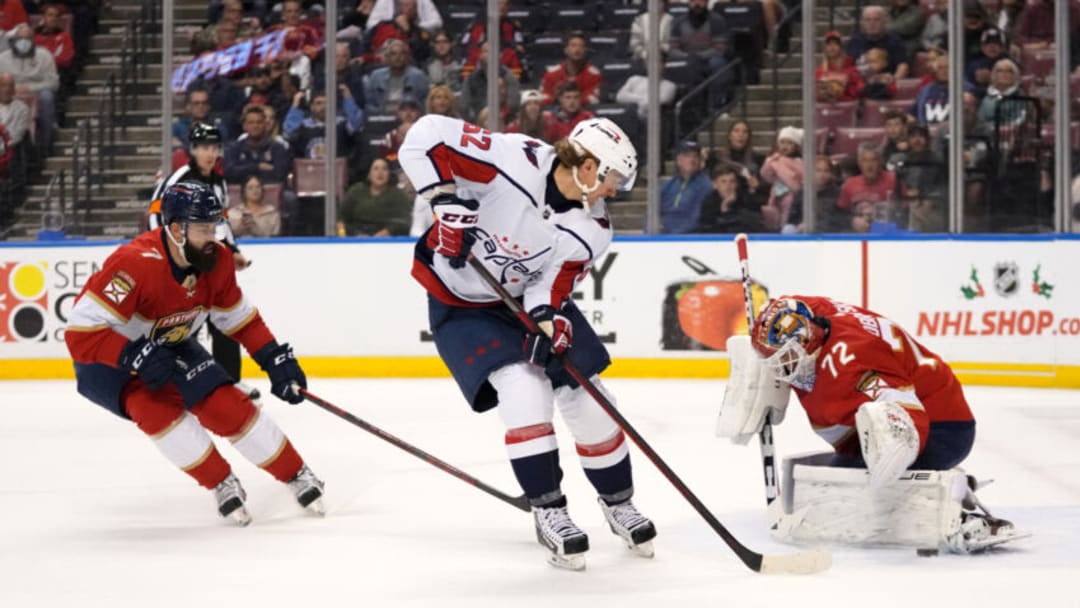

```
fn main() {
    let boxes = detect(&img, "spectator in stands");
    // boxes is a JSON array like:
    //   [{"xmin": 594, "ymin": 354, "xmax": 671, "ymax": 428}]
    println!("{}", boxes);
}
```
[
  {"xmin": 425, "ymin": 31, "xmax": 463, "ymax": 94},
  {"xmin": 194, "ymin": 0, "xmax": 259, "ymax": 55},
  {"xmin": 425, "ymin": 84, "xmax": 459, "ymax": 118},
  {"xmin": 267, "ymin": 0, "xmax": 322, "ymax": 60},
  {"xmin": 227, "ymin": 175, "xmax": 282, "ymax": 238},
  {"xmin": 461, "ymin": 0, "xmax": 525, "ymax": 81},
  {"xmin": 540, "ymin": 32, "xmax": 603, "ymax": 107},
  {"xmin": 787, "ymin": 155, "xmax": 847, "ymax": 233},
  {"xmin": 966, "ymin": 27, "xmax": 1009, "ymax": 98},
  {"xmin": 848, "ymin": 200, "xmax": 875, "ymax": 233},
  {"xmin": 284, "ymin": 88, "xmax": 364, "ymax": 159},
  {"xmin": 881, "ymin": 111, "xmax": 909, "ymax": 161},
  {"xmin": 670, "ymin": 0, "xmax": 732, "ymax": 108},
  {"xmin": 962, "ymin": 3, "xmax": 989, "ymax": 61},
  {"xmin": 887, "ymin": 0, "xmax": 926, "ymax": 57},
  {"xmin": 0, "ymin": 72, "xmax": 30, "ymax": 149},
  {"xmin": 658, "ymin": 140, "xmax": 711, "ymax": 234},
  {"xmin": 760, "ymin": 126, "xmax": 804, "ymax": 231},
  {"xmin": 364, "ymin": 39, "xmax": 430, "ymax": 115},
  {"xmin": 340, "ymin": 157, "xmax": 413, "ymax": 236},
  {"xmin": 891, "ymin": 124, "xmax": 946, "ymax": 231},
  {"xmin": 0, "ymin": 0, "xmax": 26, "ymax": 31},
  {"xmin": 816, "ymin": 30, "xmax": 864, "ymax": 102},
  {"xmin": 914, "ymin": 53, "xmax": 954, "ymax": 125},
  {"xmin": 981, "ymin": 0, "xmax": 1024, "ymax": 40},
  {"xmin": 716, "ymin": 120, "xmax": 766, "ymax": 201},
  {"xmin": 630, "ymin": 0, "xmax": 672, "ymax": 63},
  {"xmin": 364, "ymin": 0, "xmax": 433, "ymax": 66},
  {"xmin": 506, "ymin": 89, "xmax": 552, "ymax": 141},
  {"xmin": 1015, "ymin": 0, "xmax": 1080, "ymax": 48},
  {"xmin": 0, "ymin": 24, "xmax": 58, "ymax": 151},
  {"xmin": 860, "ymin": 48, "xmax": 898, "ymax": 99},
  {"xmin": 976, "ymin": 58, "xmax": 1025, "ymax": 135},
  {"xmin": 837, "ymin": 143, "xmax": 897, "ymax": 210},
  {"xmin": 366, "ymin": 0, "xmax": 443, "ymax": 34},
  {"xmin": 544, "ymin": 81, "xmax": 594, "ymax": 144},
  {"xmin": 921, "ymin": 0, "xmax": 948, "ymax": 52},
  {"xmin": 694, "ymin": 164, "xmax": 763, "ymax": 234},
  {"xmin": 225, "ymin": 105, "xmax": 291, "ymax": 185},
  {"xmin": 615, "ymin": 67, "xmax": 676, "ymax": 120},
  {"xmin": 847, "ymin": 5, "xmax": 909, "ymax": 80},
  {"xmin": 476, "ymin": 77, "xmax": 513, "ymax": 130},
  {"xmin": 173, "ymin": 88, "xmax": 227, "ymax": 151},
  {"xmin": 379, "ymin": 96, "xmax": 423, "ymax": 163},
  {"xmin": 461, "ymin": 40, "xmax": 519, "ymax": 123},
  {"xmin": 243, "ymin": 66, "xmax": 290, "ymax": 132},
  {"xmin": 33, "ymin": 4, "xmax": 74, "ymax": 86}
]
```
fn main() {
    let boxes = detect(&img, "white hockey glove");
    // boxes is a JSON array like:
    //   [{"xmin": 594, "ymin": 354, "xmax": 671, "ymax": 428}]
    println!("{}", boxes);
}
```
[
  {"xmin": 854, "ymin": 400, "xmax": 920, "ymax": 490},
  {"xmin": 717, "ymin": 335, "xmax": 792, "ymax": 445}
]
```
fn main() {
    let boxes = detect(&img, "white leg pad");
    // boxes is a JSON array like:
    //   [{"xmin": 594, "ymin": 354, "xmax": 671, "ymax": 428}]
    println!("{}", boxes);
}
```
[
  {"xmin": 554, "ymin": 377, "xmax": 628, "ymax": 469},
  {"xmin": 491, "ymin": 363, "xmax": 557, "ymax": 458},
  {"xmin": 152, "ymin": 412, "xmax": 215, "ymax": 471},
  {"xmin": 774, "ymin": 452, "xmax": 967, "ymax": 548},
  {"xmin": 229, "ymin": 409, "xmax": 287, "ymax": 468}
]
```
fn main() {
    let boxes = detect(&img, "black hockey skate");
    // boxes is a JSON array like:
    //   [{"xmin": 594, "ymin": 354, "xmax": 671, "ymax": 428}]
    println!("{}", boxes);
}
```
[
  {"xmin": 287, "ymin": 465, "xmax": 326, "ymax": 516},
  {"xmin": 533, "ymin": 504, "xmax": 589, "ymax": 571},
  {"xmin": 598, "ymin": 497, "xmax": 657, "ymax": 558},
  {"xmin": 213, "ymin": 473, "xmax": 252, "ymax": 526}
]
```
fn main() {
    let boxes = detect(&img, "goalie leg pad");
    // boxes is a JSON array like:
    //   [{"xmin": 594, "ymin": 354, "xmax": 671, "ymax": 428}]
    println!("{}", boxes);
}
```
[
  {"xmin": 774, "ymin": 454, "xmax": 967, "ymax": 548},
  {"xmin": 717, "ymin": 335, "xmax": 791, "ymax": 445}
]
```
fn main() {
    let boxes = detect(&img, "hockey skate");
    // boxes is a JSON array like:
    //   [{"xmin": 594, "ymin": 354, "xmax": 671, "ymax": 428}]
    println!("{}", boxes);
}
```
[
  {"xmin": 533, "ymin": 504, "xmax": 589, "ymax": 571},
  {"xmin": 598, "ymin": 497, "xmax": 657, "ymax": 558},
  {"xmin": 942, "ymin": 475, "xmax": 1029, "ymax": 553},
  {"xmin": 287, "ymin": 465, "xmax": 326, "ymax": 516},
  {"xmin": 213, "ymin": 473, "xmax": 252, "ymax": 526}
]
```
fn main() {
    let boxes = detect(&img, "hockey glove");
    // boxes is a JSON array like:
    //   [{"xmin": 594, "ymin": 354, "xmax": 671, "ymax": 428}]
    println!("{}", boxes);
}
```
[
  {"xmin": 118, "ymin": 336, "xmax": 179, "ymax": 391},
  {"xmin": 523, "ymin": 305, "xmax": 573, "ymax": 366},
  {"xmin": 428, "ymin": 193, "xmax": 480, "ymax": 269},
  {"xmin": 254, "ymin": 341, "xmax": 307, "ymax": 404}
]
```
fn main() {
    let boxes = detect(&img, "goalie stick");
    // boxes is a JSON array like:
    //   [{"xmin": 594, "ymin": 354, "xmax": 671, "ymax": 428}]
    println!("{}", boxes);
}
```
[
  {"xmin": 300, "ymin": 388, "xmax": 531, "ymax": 512},
  {"xmin": 468, "ymin": 256, "xmax": 830, "ymax": 574},
  {"xmin": 735, "ymin": 233, "xmax": 780, "ymax": 510}
]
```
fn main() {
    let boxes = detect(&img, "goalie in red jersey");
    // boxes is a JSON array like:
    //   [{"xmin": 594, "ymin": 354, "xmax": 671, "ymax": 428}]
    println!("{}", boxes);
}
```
[
  {"xmin": 64, "ymin": 181, "xmax": 324, "ymax": 526},
  {"xmin": 718, "ymin": 296, "xmax": 1027, "ymax": 554}
]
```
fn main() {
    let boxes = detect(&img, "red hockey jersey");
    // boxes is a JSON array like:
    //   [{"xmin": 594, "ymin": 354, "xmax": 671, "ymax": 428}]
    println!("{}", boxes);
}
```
[
  {"xmin": 791, "ymin": 296, "xmax": 974, "ymax": 458},
  {"xmin": 65, "ymin": 229, "xmax": 274, "ymax": 367}
]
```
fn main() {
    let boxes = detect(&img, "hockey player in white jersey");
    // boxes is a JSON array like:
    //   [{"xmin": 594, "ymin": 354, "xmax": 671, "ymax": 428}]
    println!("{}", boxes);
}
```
[{"xmin": 399, "ymin": 114, "xmax": 655, "ymax": 570}]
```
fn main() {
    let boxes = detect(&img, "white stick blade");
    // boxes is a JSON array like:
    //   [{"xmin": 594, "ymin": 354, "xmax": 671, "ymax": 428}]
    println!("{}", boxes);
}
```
[{"xmin": 758, "ymin": 549, "xmax": 832, "ymax": 575}]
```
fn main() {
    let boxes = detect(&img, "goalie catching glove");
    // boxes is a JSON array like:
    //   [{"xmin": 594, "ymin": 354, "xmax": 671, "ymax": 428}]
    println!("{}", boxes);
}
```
[
  {"xmin": 254, "ymin": 341, "xmax": 307, "ymax": 404},
  {"xmin": 717, "ymin": 335, "xmax": 791, "ymax": 445},
  {"xmin": 427, "ymin": 193, "xmax": 480, "ymax": 269},
  {"xmin": 523, "ymin": 305, "xmax": 573, "ymax": 366}
]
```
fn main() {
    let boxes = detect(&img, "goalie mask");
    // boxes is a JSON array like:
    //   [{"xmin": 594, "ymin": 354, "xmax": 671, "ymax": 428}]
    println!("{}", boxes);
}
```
[{"xmin": 751, "ymin": 298, "xmax": 827, "ymax": 391}]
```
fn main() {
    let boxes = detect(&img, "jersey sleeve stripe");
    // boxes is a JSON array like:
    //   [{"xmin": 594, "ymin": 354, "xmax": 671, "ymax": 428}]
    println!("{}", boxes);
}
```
[
  {"xmin": 555, "ymin": 225, "xmax": 594, "ymax": 261},
  {"xmin": 425, "ymin": 143, "xmax": 499, "ymax": 184},
  {"xmin": 81, "ymin": 292, "xmax": 130, "ymax": 324}
]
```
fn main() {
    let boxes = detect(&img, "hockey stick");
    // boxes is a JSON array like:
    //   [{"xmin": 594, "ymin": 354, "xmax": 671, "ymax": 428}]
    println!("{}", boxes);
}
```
[
  {"xmin": 300, "ymin": 388, "xmax": 531, "ymax": 512},
  {"xmin": 467, "ymin": 256, "xmax": 831, "ymax": 575},
  {"xmin": 734, "ymin": 233, "xmax": 779, "ymax": 510}
]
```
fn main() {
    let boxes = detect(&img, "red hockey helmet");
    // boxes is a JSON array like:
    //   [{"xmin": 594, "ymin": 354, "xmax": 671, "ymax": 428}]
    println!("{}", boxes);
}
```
[{"xmin": 750, "ymin": 298, "xmax": 827, "ymax": 389}]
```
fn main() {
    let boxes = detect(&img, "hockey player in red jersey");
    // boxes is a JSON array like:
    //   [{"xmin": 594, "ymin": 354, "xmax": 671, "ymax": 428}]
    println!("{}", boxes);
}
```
[
  {"xmin": 64, "ymin": 181, "xmax": 324, "ymax": 525},
  {"xmin": 718, "ymin": 296, "xmax": 1026, "ymax": 553},
  {"xmin": 399, "ymin": 114, "xmax": 655, "ymax": 570}
]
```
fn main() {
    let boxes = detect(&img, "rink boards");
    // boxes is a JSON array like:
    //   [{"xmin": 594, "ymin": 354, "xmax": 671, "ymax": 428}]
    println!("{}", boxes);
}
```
[{"xmin": 1, "ymin": 234, "xmax": 1077, "ymax": 387}]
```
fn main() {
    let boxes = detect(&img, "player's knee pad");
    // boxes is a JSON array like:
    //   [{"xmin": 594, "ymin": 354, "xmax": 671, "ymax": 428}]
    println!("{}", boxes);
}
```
[
  {"xmin": 230, "ymin": 407, "xmax": 290, "ymax": 469},
  {"xmin": 489, "ymin": 362, "xmax": 555, "ymax": 429},
  {"xmin": 152, "ymin": 411, "xmax": 217, "ymax": 472},
  {"xmin": 191, "ymin": 385, "xmax": 257, "ymax": 437},
  {"xmin": 773, "ymin": 451, "xmax": 969, "ymax": 549},
  {"xmin": 553, "ymin": 376, "xmax": 628, "ymax": 469},
  {"xmin": 124, "ymin": 383, "xmax": 186, "ymax": 435}
]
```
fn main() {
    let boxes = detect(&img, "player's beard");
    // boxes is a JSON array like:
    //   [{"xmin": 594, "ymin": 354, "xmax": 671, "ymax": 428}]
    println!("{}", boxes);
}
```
[{"xmin": 184, "ymin": 240, "xmax": 218, "ymax": 273}]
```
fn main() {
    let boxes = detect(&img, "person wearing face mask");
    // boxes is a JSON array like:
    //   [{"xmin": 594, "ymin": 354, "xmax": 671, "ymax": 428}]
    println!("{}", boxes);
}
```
[{"xmin": 0, "ymin": 23, "xmax": 59, "ymax": 151}]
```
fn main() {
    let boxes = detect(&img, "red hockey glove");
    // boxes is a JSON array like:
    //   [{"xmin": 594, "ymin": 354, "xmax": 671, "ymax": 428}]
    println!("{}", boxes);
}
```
[
  {"xmin": 427, "ymin": 193, "xmax": 480, "ymax": 269},
  {"xmin": 523, "ymin": 305, "xmax": 573, "ymax": 366}
]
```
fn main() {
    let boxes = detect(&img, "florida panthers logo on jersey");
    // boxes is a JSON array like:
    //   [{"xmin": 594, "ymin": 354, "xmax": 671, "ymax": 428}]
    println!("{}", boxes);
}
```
[{"xmin": 150, "ymin": 308, "xmax": 202, "ymax": 344}]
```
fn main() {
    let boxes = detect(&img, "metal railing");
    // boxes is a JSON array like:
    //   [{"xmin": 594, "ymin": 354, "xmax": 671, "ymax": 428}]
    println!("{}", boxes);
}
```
[
  {"xmin": 673, "ymin": 58, "xmax": 747, "ymax": 153},
  {"xmin": 41, "ymin": 169, "xmax": 68, "ymax": 232},
  {"xmin": 769, "ymin": 3, "xmax": 803, "ymax": 133}
]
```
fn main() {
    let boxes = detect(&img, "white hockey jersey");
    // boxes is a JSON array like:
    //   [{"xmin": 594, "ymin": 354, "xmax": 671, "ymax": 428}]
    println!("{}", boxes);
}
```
[{"xmin": 400, "ymin": 115, "xmax": 612, "ymax": 313}]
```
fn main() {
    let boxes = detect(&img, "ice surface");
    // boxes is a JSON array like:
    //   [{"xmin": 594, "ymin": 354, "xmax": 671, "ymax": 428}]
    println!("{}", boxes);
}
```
[{"xmin": 1, "ymin": 379, "xmax": 1076, "ymax": 607}]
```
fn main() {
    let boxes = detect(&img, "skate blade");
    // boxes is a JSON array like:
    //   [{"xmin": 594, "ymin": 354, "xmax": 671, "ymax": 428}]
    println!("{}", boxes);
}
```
[
  {"xmin": 625, "ymin": 539, "xmax": 655, "ymax": 558},
  {"xmin": 966, "ymin": 529, "xmax": 1031, "ymax": 553},
  {"xmin": 305, "ymin": 498, "xmax": 327, "ymax": 517},
  {"xmin": 547, "ymin": 552, "xmax": 586, "ymax": 571},
  {"xmin": 226, "ymin": 506, "xmax": 253, "ymax": 527}
]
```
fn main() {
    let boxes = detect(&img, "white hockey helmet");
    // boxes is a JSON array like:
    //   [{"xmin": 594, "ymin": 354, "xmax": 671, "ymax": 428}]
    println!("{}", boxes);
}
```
[{"xmin": 567, "ymin": 118, "xmax": 638, "ymax": 193}]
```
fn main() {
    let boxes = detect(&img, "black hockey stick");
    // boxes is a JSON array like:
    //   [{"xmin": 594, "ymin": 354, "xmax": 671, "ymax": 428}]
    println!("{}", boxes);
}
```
[
  {"xmin": 300, "ymin": 388, "xmax": 531, "ymax": 512},
  {"xmin": 468, "ymin": 256, "xmax": 830, "ymax": 574},
  {"xmin": 735, "ymin": 233, "xmax": 779, "ymax": 509}
]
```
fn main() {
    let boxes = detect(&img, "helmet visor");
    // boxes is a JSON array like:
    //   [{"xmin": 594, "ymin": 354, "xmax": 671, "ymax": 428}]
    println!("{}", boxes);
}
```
[{"xmin": 603, "ymin": 167, "xmax": 636, "ymax": 192}]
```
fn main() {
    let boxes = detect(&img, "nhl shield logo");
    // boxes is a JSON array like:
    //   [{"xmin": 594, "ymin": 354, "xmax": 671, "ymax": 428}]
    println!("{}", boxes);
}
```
[{"xmin": 994, "ymin": 262, "xmax": 1019, "ymax": 297}]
